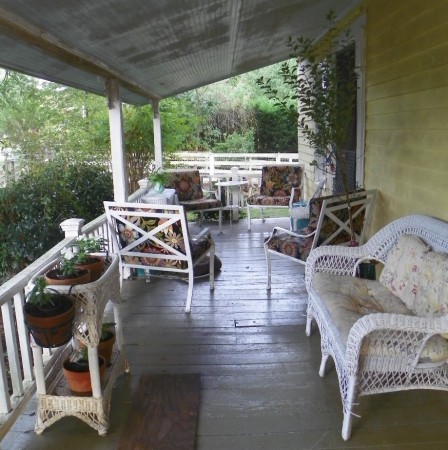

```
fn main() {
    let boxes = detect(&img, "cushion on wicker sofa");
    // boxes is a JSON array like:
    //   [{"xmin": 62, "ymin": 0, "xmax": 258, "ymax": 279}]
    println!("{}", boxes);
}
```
[
  {"xmin": 379, "ymin": 234, "xmax": 430, "ymax": 310},
  {"xmin": 313, "ymin": 272, "xmax": 448, "ymax": 363},
  {"xmin": 380, "ymin": 234, "xmax": 448, "ymax": 319}
]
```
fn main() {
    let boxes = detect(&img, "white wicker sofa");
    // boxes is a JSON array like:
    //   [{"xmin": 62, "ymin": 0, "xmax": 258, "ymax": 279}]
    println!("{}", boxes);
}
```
[{"xmin": 305, "ymin": 215, "xmax": 448, "ymax": 440}]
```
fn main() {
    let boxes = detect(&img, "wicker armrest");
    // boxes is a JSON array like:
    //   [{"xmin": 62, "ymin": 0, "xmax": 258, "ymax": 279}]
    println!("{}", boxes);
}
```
[
  {"xmin": 345, "ymin": 313, "xmax": 448, "ymax": 373},
  {"xmin": 305, "ymin": 244, "xmax": 370, "ymax": 289}
]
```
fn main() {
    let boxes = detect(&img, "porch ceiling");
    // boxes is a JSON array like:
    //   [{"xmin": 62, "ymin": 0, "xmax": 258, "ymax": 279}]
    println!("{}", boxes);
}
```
[{"xmin": 0, "ymin": 0, "xmax": 360, "ymax": 105}]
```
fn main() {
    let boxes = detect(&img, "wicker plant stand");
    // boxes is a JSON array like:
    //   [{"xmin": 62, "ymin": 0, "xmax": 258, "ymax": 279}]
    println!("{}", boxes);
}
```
[{"xmin": 31, "ymin": 254, "xmax": 129, "ymax": 435}]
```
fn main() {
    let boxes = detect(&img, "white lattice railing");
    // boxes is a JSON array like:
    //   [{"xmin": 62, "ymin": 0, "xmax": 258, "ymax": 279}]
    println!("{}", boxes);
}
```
[{"xmin": 0, "ymin": 185, "xmax": 147, "ymax": 437}]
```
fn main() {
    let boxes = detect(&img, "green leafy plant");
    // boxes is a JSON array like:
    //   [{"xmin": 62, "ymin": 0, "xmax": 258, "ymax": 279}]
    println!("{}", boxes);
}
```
[
  {"xmin": 148, "ymin": 168, "xmax": 170, "ymax": 186},
  {"xmin": 72, "ymin": 235, "xmax": 108, "ymax": 264},
  {"xmin": 257, "ymin": 10, "xmax": 358, "ymax": 241},
  {"xmin": 26, "ymin": 276, "xmax": 55, "ymax": 309},
  {"xmin": 59, "ymin": 248, "xmax": 82, "ymax": 277},
  {"xmin": 0, "ymin": 158, "xmax": 113, "ymax": 284},
  {"xmin": 100, "ymin": 322, "xmax": 116, "ymax": 341}
]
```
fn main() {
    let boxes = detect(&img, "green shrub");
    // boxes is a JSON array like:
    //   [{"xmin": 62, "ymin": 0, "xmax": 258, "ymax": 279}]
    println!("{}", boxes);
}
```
[{"xmin": 0, "ymin": 159, "xmax": 113, "ymax": 283}]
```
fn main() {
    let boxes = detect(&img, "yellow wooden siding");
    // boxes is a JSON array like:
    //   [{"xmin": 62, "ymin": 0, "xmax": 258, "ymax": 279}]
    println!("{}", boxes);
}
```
[{"xmin": 364, "ymin": 0, "xmax": 448, "ymax": 233}]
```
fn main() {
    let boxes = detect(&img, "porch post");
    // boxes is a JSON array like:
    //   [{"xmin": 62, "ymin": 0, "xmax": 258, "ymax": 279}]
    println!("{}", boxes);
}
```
[
  {"xmin": 152, "ymin": 99, "xmax": 163, "ymax": 169},
  {"xmin": 107, "ymin": 79, "xmax": 128, "ymax": 201}
]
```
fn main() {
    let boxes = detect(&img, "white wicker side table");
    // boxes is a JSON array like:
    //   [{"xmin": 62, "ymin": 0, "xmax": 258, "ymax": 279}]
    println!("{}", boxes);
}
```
[{"xmin": 31, "ymin": 253, "xmax": 129, "ymax": 435}]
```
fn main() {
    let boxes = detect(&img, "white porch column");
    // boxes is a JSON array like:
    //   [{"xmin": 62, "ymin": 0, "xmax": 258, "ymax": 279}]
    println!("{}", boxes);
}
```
[
  {"xmin": 152, "ymin": 99, "xmax": 163, "ymax": 169},
  {"xmin": 107, "ymin": 79, "xmax": 128, "ymax": 201}
]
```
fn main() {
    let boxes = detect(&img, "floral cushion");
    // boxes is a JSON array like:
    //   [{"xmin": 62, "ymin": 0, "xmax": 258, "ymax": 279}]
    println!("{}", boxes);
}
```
[
  {"xmin": 379, "ymin": 235, "xmax": 430, "ymax": 311},
  {"xmin": 114, "ymin": 207, "xmax": 211, "ymax": 270},
  {"xmin": 166, "ymin": 170, "xmax": 204, "ymax": 201},
  {"xmin": 265, "ymin": 230, "xmax": 314, "ymax": 262},
  {"xmin": 413, "ymin": 247, "xmax": 448, "ymax": 319},
  {"xmin": 380, "ymin": 234, "xmax": 448, "ymax": 320},
  {"xmin": 180, "ymin": 198, "xmax": 221, "ymax": 212},
  {"xmin": 313, "ymin": 273, "xmax": 448, "ymax": 363},
  {"xmin": 166, "ymin": 170, "xmax": 222, "ymax": 211},
  {"xmin": 246, "ymin": 165, "xmax": 302, "ymax": 206}
]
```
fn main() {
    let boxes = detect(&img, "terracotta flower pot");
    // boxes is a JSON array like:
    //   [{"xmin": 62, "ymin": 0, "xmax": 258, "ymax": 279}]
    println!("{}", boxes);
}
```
[
  {"xmin": 62, "ymin": 355, "xmax": 106, "ymax": 395},
  {"xmin": 44, "ymin": 268, "xmax": 90, "ymax": 286},
  {"xmin": 24, "ymin": 294, "xmax": 75, "ymax": 348},
  {"xmin": 74, "ymin": 256, "xmax": 105, "ymax": 282},
  {"xmin": 78, "ymin": 331, "xmax": 116, "ymax": 367}
]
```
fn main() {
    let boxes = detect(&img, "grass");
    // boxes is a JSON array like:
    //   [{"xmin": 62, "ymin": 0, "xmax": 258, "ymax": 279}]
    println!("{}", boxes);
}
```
[{"xmin": 188, "ymin": 207, "xmax": 290, "ymax": 222}]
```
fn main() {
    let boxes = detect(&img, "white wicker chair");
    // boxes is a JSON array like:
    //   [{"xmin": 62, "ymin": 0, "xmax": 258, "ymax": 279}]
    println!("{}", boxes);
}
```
[{"xmin": 305, "ymin": 215, "xmax": 448, "ymax": 440}]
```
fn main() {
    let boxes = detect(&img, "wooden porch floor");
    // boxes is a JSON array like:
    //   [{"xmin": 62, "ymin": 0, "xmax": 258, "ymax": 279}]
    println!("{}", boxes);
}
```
[{"xmin": 4, "ymin": 217, "xmax": 448, "ymax": 449}]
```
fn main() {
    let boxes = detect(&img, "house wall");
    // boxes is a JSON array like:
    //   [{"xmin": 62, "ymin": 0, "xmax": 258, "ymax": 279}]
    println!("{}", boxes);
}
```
[{"xmin": 364, "ymin": 0, "xmax": 448, "ymax": 233}]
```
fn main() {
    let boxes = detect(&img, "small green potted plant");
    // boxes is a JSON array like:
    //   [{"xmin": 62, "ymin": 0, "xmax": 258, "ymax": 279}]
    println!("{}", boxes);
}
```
[
  {"xmin": 77, "ymin": 322, "xmax": 116, "ymax": 367},
  {"xmin": 24, "ymin": 277, "xmax": 75, "ymax": 348},
  {"xmin": 44, "ymin": 248, "xmax": 90, "ymax": 286},
  {"xmin": 72, "ymin": 235, "xmax": 108, "ymax": 282},
  {"xmin": 148, "ymin": 169, "xmax": 170, "ymax": 193},
  {"xmin": 62, "ymin": 347, "xmax": 106, "ymax": 395},
  {"xmin": 98, "ymin": 322, "xmax": 116, "ymax": 366}
]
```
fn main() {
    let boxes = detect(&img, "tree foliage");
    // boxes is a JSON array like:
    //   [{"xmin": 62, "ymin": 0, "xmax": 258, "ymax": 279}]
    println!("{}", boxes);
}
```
[
  {"xmin": 257, "ymin": 10, "xmax": 358, "ymax": 239},
  {"xmin": 0, "ymin": 61, "xmax": 301, "ymax": 281},
  {"xmin": 0, "ymin": 158, "xmax": 113, "ymax": 283}
]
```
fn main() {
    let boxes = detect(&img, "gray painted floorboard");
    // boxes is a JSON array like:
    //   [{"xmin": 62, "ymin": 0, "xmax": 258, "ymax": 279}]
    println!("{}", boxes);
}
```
[{"xmin": 3, "ymin": 217, "xmax": 448, "ymax": 449}]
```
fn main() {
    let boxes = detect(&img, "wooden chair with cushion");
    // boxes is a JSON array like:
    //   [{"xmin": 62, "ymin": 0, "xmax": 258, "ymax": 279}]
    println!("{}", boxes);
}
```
[
  {"xmin": 246, "ymin": 165, "xmax": 304, "ymax": 231},
  {"xmin": 104, "ymin": 201, "xmax": 215, "ymax": 313},
  {"xmin": 264, "ymin": 189, "xmax": 377, "ymax": 289},
  {"xmin": 165, "ymin": 169, "xmax": 223, "ymax": 232}
]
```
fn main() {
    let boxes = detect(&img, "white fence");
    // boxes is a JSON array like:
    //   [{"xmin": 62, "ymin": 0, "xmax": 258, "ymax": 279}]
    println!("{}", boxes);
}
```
[{"xmin": 167, "ymin": 151, "xmax": 299, "ymax": 177}]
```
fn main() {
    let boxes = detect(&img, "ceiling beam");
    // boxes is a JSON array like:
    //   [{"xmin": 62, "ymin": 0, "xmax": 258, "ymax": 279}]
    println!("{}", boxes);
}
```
[{"xmin": 0, "ymin": 6, "xmax": 160, "ymax": 102}]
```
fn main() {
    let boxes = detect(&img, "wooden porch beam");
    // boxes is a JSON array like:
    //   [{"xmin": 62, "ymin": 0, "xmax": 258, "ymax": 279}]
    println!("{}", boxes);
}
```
[
  {"xmin": 107, "ymin": 79, "xmax": 128, "ymax": 202},
  {"xmin": 152, "ymin": 100, "xmax": 163, "ymax": 169},
  {"xmin": 0, "ymin": 8, "xmax": 160, "ymax": 103}
]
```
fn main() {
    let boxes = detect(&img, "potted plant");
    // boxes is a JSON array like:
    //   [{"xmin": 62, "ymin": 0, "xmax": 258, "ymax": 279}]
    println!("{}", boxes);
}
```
[
  {"xmin": 44, "ymin": 249, "xmax": 91, "ymax": 286},
  {"xmin": 258, "ymin": 10, "xmax": 359, "ymax": 243},
  {"xmin": 62, "ymin": 347, "xmax": 106, "ymax": 395},
  {"xmin": 24, "ymin": 277, "xmax": 75, "ymax": 348},
  {"xmin": 71, "ymin": 235, "xmax": 108, "ymax": 282},
  {"xmin": 78, "ymin": 322, "xmax": 116, "ymax": 367},
  {"xmin": 148, "ymin": 169, "xmax": 170, "ymax": 193},
  {"xmin": 97, "ymin": 322, "xmax": 116, "ymax": 366}
]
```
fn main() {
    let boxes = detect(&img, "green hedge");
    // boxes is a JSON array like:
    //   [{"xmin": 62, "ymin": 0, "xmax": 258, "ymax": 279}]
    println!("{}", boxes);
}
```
[{"xmin": 0, "ymin": 160, "xmax": 113, "ymax": 283}]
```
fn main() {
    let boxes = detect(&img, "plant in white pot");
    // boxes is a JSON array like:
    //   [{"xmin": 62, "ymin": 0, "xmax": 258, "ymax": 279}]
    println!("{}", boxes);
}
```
[{"xmin": 148, "ymin": 169, "xmax": 170, "ymax": 193}]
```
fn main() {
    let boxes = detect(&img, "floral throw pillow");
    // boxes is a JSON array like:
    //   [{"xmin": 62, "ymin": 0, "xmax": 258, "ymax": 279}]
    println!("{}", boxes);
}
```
[
  {"xmin": 379, "ymin": 234, "xmax": 430, "ymax": 311},
  {"xmin": 413, "ymin": 250, "xmax": 448, "ymax": 319}
]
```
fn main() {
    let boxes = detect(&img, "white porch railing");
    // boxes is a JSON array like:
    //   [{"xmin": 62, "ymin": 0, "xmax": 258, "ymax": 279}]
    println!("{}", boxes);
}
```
[{"xmin": 0, "ymin": 185, "xmax": 147, "ymax": 438}]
